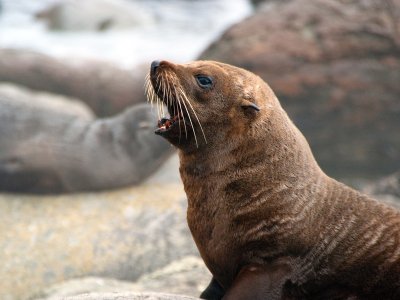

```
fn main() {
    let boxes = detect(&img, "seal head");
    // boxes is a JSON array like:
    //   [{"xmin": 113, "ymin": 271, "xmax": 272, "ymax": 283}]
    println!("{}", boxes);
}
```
[{"xmin": 146, "ymin": 60, "xmax": 264, "ymax": 151}]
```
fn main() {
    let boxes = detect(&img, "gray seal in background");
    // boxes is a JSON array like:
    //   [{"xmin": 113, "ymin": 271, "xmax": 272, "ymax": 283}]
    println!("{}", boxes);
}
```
[{"xmin": 0, "ymin": 91, "xmax": 173, "ymax": 193}]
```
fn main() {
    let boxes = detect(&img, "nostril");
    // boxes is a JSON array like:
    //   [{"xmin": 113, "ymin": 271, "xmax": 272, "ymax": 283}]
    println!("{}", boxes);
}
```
[{"xmin": 151, "ymin": 60, "xmax": 161, "ymax": 75}]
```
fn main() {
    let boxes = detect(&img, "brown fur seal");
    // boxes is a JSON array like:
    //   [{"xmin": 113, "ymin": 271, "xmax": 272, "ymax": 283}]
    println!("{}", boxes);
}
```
[
  {"xmin": 147, "ymin": 60, "xmax": 400, "ymax": 300},
  {"xmin": 0, "ymin": 85, "xmax": 173, "ymax": 193}
]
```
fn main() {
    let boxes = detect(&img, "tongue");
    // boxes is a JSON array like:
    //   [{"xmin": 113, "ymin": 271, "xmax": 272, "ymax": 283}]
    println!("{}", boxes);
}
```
[{"xmin": 164, "ymin": 120, "xmax": 172, "ymax": 129}]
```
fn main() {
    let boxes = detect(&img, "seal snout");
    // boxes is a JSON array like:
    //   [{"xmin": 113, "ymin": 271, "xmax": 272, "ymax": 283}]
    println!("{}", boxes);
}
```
[
  {"xmin": 150, "ymin": 60, "xmax": 175, "ymax": 76},
  {"xmin": 147, "ymin": 60, "xmax": 187, "ymax": 139},
  {"xmin": 150, "ymin": 60, "xmax": 160, "ymax": 75}
]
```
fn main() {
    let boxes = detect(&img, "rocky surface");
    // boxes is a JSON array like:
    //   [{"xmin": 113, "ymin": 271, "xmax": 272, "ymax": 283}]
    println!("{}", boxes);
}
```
[
  {"xmin": 0, "ymin": 48, "xmax": 147, "ymax": 117},
  {"xmin": 130, "ymin": 256, "xmax": 209, "ymax": 296},
  {"xmin": 35, "ymin": 256, "xmax": 209, "ymax": 300},
  {"xmin": 0, "ymin": 154, "xmax": 200, "ymax": 300},
  {"xmin": 35, "ymin": 0, "xmax": 154, "ymax": 31},
  {"xmin": 363, "ymin": 171, "xmax": 400, "ymax": 200},
  {"xmin": 60, "ymin": 293, "xmax": 200, "ymax": 300},
  {"xmin": 201, "ymin": 0, "xmax": 400, "ymax": 179}
]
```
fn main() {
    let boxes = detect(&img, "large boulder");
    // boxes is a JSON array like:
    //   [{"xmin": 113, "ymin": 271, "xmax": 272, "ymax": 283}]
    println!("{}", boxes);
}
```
[
  {"xmin": 201, "ymin": 0, "xmax": 400, "ymax": 179},
  {"xmin": 0, "ymin": 161, "xmax": 200, "ymax": 300},
  {"xmin": 0, "ymin": 48, "xmax": 147, "ymax": 117}
]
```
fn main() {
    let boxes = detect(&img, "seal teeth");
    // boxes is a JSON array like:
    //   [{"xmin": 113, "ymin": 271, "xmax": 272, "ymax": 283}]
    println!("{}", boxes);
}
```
[{"xmin": 156, "ymin": 113, "xmax": 183, "ymax": 132}]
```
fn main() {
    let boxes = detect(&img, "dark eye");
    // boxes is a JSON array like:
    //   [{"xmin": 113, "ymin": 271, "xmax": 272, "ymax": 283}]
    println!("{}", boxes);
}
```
[{"xmin": 195, "ymin": 75, "xmax": 213, "ymax": 89}]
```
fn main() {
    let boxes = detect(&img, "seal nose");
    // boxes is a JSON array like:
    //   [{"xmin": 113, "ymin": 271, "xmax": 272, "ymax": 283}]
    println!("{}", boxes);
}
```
[{"xmin": 151, "ymin": 60, "xmax": 161, "ymax": 75}]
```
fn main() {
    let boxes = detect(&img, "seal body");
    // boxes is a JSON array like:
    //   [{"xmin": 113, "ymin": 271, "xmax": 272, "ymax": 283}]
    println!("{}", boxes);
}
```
[
  {"xmin": 148, "ymin": 60, "xmax": 400, "ymax": 299},
  {"xmin": 0, "ymin": 88, "xmax": 172, "ymax": 193}
]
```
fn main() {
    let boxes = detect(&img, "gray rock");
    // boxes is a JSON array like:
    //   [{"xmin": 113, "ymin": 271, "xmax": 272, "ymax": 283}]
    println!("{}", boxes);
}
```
[
  {"xmin": 35, "ymin": 0, "xmax": 154, "ymax": 31},
  {"xmin": 362, "ymin": 171, "xmax": 400, "ymax": 208},
  {"xmin": 34, "ymin": 277, "xmax": 141, "ymax": 300},
  {"xmin": 0, "ymin": 180, "xmax": 198, "ymax": 300},
  {"xmin": 132, "ymin": 256, "xmax": 210, "ymax": 296},
  {"xmin": 0, "ymin": 49, "xmax": 147, "ymax": 117},
  {"xmin": 63, "ymin": 293, "xmax": 200, "ymax": 300},
  {"xmin": 34, "ymin": 256, "xmax": 209, "ymax": 300},
  {"xmin": 364, "ymin": 171, "xmax": 400, "ymax": 198}
]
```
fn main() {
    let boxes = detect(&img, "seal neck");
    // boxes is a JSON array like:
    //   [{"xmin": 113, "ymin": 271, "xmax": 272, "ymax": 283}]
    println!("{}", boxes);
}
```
[
  {"xmin": 180, "ymin": 100, "xmax": 328, "ymax": 267},
  {"xmin": 180, "ymin": 104, "xmax": 323, "ymax": 186}
]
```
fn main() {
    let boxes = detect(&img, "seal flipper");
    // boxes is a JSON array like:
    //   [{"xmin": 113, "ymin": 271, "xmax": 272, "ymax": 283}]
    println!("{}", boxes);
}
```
[
  {"xmin": 223, "ymin": 262, "xmax": 292, "ymax": 300},
  {"xmin": 200, "ymin": 277, "xmax": 225, "ymax": 300},
  {"xmin": 282, "ymin": 279, "xmax": 360, "ymax": 300}
]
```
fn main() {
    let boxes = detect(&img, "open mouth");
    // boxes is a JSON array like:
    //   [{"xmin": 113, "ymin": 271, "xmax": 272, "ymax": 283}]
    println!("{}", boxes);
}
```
[
  {"xmin": 145, "ymin": 61, "xmax": 207, "ymax": 147},
  {"xmin": 147, "ymin": 71, "xmax": 189, "ymax": 137},
  {"xmin": 155, "ymin": 112, "xmax": 185, "ymax": 135}
]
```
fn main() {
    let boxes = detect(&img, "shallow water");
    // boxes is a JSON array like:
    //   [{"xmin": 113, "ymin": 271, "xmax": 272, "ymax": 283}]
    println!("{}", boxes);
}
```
[{"xmin": 0, "ymin": 0, "xmax": 252, "ymax": 67}]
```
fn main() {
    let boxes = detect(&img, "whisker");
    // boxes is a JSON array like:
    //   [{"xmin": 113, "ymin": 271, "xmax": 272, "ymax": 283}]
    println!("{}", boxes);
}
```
[
  {"xmin": 177, "ymin": 88, "xmax": 198, "ymax": 147},
  {"xmin": 165, "ymin": 77, "xmax": 182, "ymax": 141},
  {"xmin": 153, "ymin": 74, "xmax": 160, "ymax": 119},
  {"xmin": 179, "ymin": 87, "xmax": 207, "ymax": 145},
  {"xmin": 172, "ymin": 84, "xmax": 188, "ymax": 139},
  {"xmin": 166, "ymin": 74, "xmax": 172, "ymax": 113},
  {"xmin": 144, "ymin": 74, "xmax": 149, "ymax": 97},
  {"xmin": 172, "ymin": 87, "xmax": 182, "ymax": 143},
  {"xmin": 145, "ymin": 79, "xmax": 156, "ymax": 114},
  {"xmin": 165, "ymin": 74, "xmax": 174, "ymax": 116},
  {"xmin": 160, "ymin": 75, "xmax": 167, "ymax": 117},
  {"xmin": 150, "ymin": 88, "xmax": 156, "ymax": 108},
  {"xmin": 164, "ymin": 74, "xmax": 180, "ymax": 141},
  {"xmin": 144, "ymin": 74, "xmax": 155, "ymax": 109},
  {"xmin": 145, "ymin": 70, "xmax": 206, "ymax": 148},
  {"xmin": 156, "ymin": 73, "xmax": 163, "ymax": 119}
]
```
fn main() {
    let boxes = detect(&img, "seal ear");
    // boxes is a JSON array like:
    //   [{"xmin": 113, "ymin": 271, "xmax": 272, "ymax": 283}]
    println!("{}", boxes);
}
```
[{"xmin": 241, "ymin": 99, "xmax": 260, "ymax": 113}]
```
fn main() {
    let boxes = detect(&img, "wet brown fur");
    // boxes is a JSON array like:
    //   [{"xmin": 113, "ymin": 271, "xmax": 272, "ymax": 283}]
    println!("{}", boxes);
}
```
[{"xmin": 148, "ymin": 60, "xmax": 400, "ymax": 300}]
